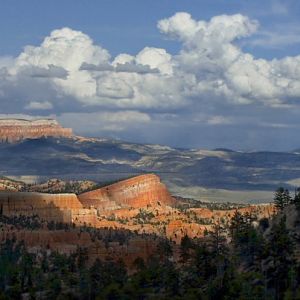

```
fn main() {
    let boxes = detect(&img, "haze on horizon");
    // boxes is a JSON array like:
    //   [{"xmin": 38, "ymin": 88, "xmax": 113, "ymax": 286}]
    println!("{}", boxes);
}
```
[{"xmin": 0, "ymin": 0, "xmax": 300, "ymax": 151}]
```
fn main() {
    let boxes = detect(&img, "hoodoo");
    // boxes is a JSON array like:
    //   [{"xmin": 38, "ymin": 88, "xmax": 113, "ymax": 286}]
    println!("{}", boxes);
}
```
[{"xmin": 0, "ymin": 118, "xmax": 73, "ymax": 142}]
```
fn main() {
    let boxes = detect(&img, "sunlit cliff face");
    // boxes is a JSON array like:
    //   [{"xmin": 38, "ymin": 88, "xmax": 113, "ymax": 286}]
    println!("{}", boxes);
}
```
[{"xmin": 0, "ymin": 118, "xmax": 72, "ymax": 142}]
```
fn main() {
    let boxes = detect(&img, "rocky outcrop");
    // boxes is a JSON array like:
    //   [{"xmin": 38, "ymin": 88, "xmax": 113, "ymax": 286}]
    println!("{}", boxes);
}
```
[
  {"xmin": 0, "ymin": 174, "xmax": 175, "ymax": 227},
  {"xmin": 0, "ymin": 119, "xmax": 72, "ymax": 142},
  {"xmin": 0, "ymin": 192, "xmax": 97, "ymax": 224},
  {"xmin": 78, "ymin": 174, "xmax": 175, "ymax": 210}
]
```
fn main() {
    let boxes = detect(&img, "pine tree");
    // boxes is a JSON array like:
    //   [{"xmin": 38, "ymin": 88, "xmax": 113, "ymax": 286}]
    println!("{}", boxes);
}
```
[
  {"xmin": 267, "ymin": 216, "xmax": 295, "ymax": 299},
  {"xmin": 180, "ymin": 235, "xmax": 193, "ymax": 263},
  {"xmin": 283, "ymin": 189, "xmax": 292, "ymax": 206},
  {"xmin": 208, "ymin": 222, "xmax": 227, "ymax": 256},
  {"xmin": 274, "ymin": 187, "xmax": 291, "ymax": 211}
]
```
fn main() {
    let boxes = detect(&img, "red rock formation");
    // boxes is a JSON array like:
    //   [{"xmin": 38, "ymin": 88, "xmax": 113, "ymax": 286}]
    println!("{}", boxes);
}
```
[
  {"xmin": 0, "ymin": 192, "xmax": 96, "ymax": 224},
  {"xmin": 78, "ymin": 174, "xmax": 175, "ymax": 210},
  {"xmin": 0, "ymin": 174, "xmax": 175, "ymax": 227},
  {"xmin": 0, "ymin": 119, "xmax": 72, "ymax": 142}
]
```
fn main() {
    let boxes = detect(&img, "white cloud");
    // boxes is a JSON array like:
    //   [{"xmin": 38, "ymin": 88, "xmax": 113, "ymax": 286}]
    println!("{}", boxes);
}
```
[
  {"xmin": 2, "ymin": 17, "xmax": 299, "ymax": 111},
  {"xmin": 135, "ymin": 47, "xmax": 173, "ymax": 75},
  {"xmin": 96, "ymin": 75, "xmax": 134, "ymax": 99},
  {"xmin": 13, "ymin": 27, "xmax": 110, "ymax": 100},
  {"xmin": 158, "ymin": 12, "xmax": 258, "ymax": 45},
  {"xmin": 113, "ymin": 54, "xmax": 135, "ymax": 65},
  {"xmin": 15, "ymin": 27, "xmax": 110, "ymax": 71},
  {"xmin": 157, "ymin": 13, "xmax": 300, "ymax": 106},
  {"xmin": 0, "ymin": 13, "xmax": 300, "ymax": 146}
]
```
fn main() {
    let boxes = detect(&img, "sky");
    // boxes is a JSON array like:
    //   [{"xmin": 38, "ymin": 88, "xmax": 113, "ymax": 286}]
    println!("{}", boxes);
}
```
[{"xmin": 0, "ymin": 0, "xmax": 300, "ymax": 151}]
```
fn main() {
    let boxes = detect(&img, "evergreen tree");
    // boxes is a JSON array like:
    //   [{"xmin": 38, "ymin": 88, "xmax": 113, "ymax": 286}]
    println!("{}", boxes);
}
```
[
  {"xmin": 274, "ymin": 187, "xmax": 291, "ymax": 211},
  {"xmin": 89, "ymin": 259, "xmax": 103, "ymax": 300},
  {"xmin": 180, "ymin": 234, "xmax": 193, "ymax": 263},
  {"xmin": 208, "ymin": 222, "xmax": 227, "ymax": 257},
  {"xmin": 267, "ymin": 216, "xmax": 295, "ymax": 299}
]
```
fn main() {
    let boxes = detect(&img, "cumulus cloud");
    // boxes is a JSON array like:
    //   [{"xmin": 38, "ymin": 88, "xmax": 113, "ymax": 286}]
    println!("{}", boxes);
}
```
[
  {"xmin": 2, "ymin": 15, "xmax": 299, "ymax": 111},
  {"xmin": 13, "ymin": 27, "xmax": 110, "ymax": 100},
  {"xmin": 21, "ymin": 64, "xmax": 68, "ymax": 79},
  {"xmin": 158, "ymin": 13, "xmax": 258, "ymax": 44},
  {"xmin": 0, "ymin": 13, "xmax": 300, "ymax": 149},
  {"xmin": 15, "ymin": 27, "xmax": 110, "ymax": 70},
  {"xmin": 96, "ymin": 75, "xmax": 135, "ymax": 99},
  {"xmin": 135, "ymin": 47, "xmax": 173, "ymax": 75},
  {"xmin": 158, "ymin": 12, "xmax": 300, "ymax": 106}
]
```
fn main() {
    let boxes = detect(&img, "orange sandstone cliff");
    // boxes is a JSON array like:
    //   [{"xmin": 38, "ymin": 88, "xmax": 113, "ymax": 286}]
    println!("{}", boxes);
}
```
[
  {"xmin": 0, "ymin": 192, "xmax": 96, "ymax": 225},
  {"xmin": 78, "ymin": 174, "xmax": 175, "ymax": 210},
  {"xmin": 0, "ymin": 119, "xmax": 72, "ymax": 142},
  {"xmin": 0, "ymin": 174, "xmax": 274, "ymax": 245},
  {"xmin": 0, "ymin": 174, "xmax": 175, "ymax": 226}
]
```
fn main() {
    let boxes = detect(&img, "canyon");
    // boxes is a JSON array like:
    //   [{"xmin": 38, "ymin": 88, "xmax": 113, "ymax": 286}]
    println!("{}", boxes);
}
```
[
  {"xmin": 0, "ymin": 174, "xmax": 274, "ymax": 268},
  {"xmin": 0, "ymin": 118, "xmax": 72, "ymax": 142}
]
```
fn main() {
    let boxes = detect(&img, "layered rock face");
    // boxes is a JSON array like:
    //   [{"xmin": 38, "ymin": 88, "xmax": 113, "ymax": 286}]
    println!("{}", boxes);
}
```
[
  {"xmin": 0, "ymin": 174, "xmax": 174, "ymax": 226},
  {"xmin": 0, "ymin": 119, "xmax": 72, "ymax": 142},
  {"xmin": 0, "ymin": 192, "xmax": 96, "ymax": 224},
  {"xmin": 78, "ymin": 174, "xmax": 175, "ymax": 210}
]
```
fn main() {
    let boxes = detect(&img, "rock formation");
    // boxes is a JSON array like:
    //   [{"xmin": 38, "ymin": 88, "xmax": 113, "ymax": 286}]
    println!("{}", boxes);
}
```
[
  {"xmin": 0, "ymin": 118, "xmax": 73, "ymax": 142},
  {"xmin": 0, "ymin": 174, "xmax": 175, "ymax": 227},
  {"xmin": 78, "ymin": 174, "xmax": 175, "ymax": 210},
  {"xmin": 0, "ymin": 174, "xmax": 275, "ymax": 245},
  {"xmin": 0, "ymin": 192, "xmax": 97, "ymax": 225}
]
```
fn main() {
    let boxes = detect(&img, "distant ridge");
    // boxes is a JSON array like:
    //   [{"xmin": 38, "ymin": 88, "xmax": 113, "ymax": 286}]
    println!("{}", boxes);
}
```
[{"xmin": 0, "ymin": 118, "xmax": 73, "ymax": 143}]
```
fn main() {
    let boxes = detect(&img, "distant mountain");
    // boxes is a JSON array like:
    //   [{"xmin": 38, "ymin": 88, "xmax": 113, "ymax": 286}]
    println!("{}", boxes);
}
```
[{"xmin": 0, "ymin": 136, "xmax": 299, "ymax": 203}]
